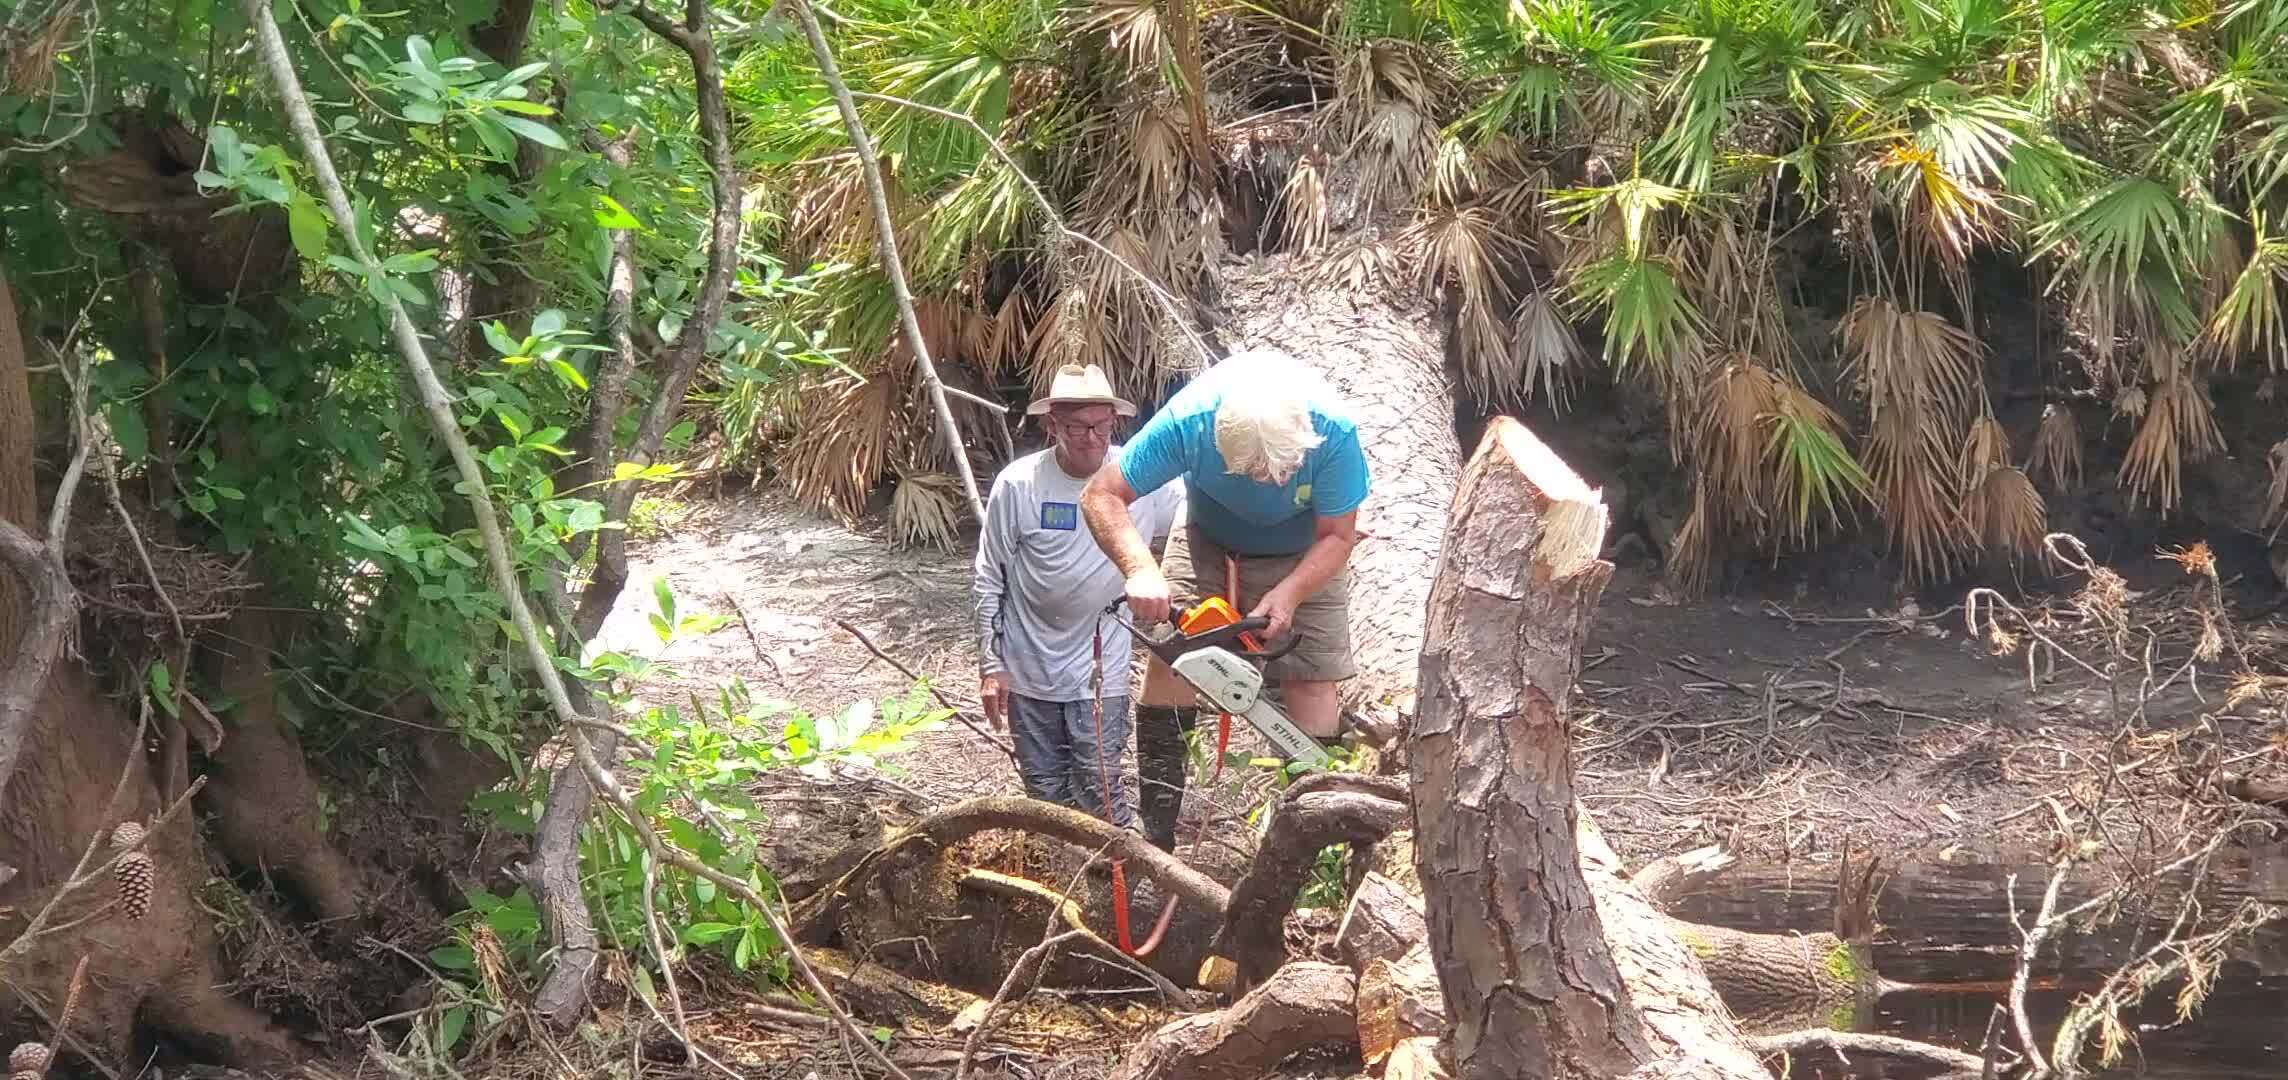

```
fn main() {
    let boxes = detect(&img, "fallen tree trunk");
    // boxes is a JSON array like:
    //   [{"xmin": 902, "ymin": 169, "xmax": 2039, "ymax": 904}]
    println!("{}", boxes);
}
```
[{"xmin": 1410, "ymin": 416, "xmax": 1766, "ymax": 1080}]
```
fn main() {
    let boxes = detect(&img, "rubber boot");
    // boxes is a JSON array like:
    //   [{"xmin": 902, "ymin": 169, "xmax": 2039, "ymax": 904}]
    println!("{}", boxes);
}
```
[{"xmin": 1134, "ymin": 705, "xmax": 1197, "ymax": 853}]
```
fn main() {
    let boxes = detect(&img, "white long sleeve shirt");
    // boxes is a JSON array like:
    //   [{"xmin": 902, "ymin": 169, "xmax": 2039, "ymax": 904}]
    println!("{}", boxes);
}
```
[{"xmin": 973, "ymin": 446, "xmax": 1185, "ymax": 702}]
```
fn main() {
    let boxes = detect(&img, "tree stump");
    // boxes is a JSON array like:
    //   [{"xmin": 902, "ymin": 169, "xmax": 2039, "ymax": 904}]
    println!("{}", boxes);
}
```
[{"xmin": 1410, "ymin": 416, "xmax": 1767, "ymax": 1080}]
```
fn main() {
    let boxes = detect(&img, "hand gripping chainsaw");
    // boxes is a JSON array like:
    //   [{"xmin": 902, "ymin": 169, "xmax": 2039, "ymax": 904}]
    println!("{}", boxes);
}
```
[{"xmin": 1138, "ymin": 598, "xmax": 1334, "ymax": 770}]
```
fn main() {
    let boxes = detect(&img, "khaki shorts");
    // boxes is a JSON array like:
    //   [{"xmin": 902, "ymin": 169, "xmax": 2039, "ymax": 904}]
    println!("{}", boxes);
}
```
[{"xmin": 1160, "ymin": 522, "xmax": 1356, "ymax": 684}]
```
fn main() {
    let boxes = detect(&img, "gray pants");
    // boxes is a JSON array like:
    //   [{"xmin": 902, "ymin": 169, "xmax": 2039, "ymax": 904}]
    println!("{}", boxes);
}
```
[{"xmin": 1009, "ymin": 692, "xmax": 1134, "ymax": 829}]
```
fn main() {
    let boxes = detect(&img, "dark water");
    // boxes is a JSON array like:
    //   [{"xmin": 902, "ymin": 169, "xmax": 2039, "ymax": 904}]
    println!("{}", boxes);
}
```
[{"xmin": 1663, "ymin": 847, "xmax": 2288, "ymax": 1078}]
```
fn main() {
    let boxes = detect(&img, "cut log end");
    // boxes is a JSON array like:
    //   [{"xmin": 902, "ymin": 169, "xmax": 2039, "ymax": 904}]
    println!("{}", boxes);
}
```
[{"xmin": 1485, "ymin": 416, "xmax": 1607, "ymax": 580}]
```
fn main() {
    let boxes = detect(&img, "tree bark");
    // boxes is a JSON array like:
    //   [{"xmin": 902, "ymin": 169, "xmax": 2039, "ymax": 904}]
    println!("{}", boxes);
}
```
[
  {"xmin": 1110, "ymin": 961, "xmax": 1359, "ymax": 1080},
  {"xmin": 1411, "ymin": 416, "xmax": 1766, "ymax": 1080},
  {"xmin": 1336, "ymin": 871, "xmax": 1427, "ymax": 971}
]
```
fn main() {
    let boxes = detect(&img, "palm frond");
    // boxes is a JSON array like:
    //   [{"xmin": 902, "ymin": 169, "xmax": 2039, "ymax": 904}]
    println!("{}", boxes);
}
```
[
  {"xmin": 2205, "ymin": 207, "xmax": 2288, "ymax": 369},
  {"xmin": 1508, "ymin": 288, "xmax": 1586, "ymax": 410},
  {"xmin": 890, "ymin": 470, "xmax": 965, "ymax": 550},
  {"xmin": 1967, "ymin": 464, "xmax": 2049, "ymax": 559},
  {"xmin": 2265, "ymin": 438, "xmax": 2288, "ymax": 536},
  {"xmin": 2028, "ymin": 402, "xmax": 2084, "ymax": 492},
  {"xmin": 2120, "ymin": 367, "xmax": 2227, "ymax": 513},
  {"xmin": 1962, "ymin": 413, "xmax": 2013, "ymax": 483},
  {"xmin": 1762, "ymin": 381, "xmax": 1875, "ymax": 544},
  {"xmin": 1278, "ymin": 154, "xmax": 1332, "ymax": 253},
  {"xmin": 1565, "ymin": 249, "xmax": 1706, "ymax": 392},
  {"xmin": 1838, "ymin": 295, "xmax": 1983, "ymax": 583}
]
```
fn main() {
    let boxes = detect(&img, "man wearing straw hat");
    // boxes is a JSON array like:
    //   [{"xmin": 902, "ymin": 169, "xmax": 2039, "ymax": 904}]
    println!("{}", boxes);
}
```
[{"xmin": 973, "ymin": 364, "xmax": 1185, "ymax": 829}]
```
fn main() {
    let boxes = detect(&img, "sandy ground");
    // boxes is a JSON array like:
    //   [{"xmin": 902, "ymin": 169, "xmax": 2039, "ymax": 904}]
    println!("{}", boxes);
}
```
[{"xmin": 593, "ymin": 490, "xmax": 2288, "ymax": 871}]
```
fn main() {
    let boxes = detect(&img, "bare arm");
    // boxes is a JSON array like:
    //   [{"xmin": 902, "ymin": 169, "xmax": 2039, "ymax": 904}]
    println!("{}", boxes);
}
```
[
  {"xmin": 1273, "ymin": 511, "xmax": 1360, "ymax": 604},
  {"xmin": 1081, "ymin": 462, "xmax": 1155, "ymax": 578},
  {"xmin": 1082, "ymin": 462, "xmax": 1172, "ymax": 623}
]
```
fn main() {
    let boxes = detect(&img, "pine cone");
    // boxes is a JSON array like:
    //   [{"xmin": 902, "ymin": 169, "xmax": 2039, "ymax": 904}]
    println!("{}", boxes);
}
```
[
  {"xmin": 112, "ymin": 822, "xmax": 155, "ymax": 920},
  {"xmin": 8, "ymin": 1044, "xmax": 49, "ymax": 1073}
]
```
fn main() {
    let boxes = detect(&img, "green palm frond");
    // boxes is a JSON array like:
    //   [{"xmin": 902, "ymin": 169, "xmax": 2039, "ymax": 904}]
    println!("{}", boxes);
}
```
[
  {"xmin": 1764, "ymin": 403, "xmax": 1875, "ymax": 542},
  {"xmin": 2206, "ymin": 207, "xmax": 2288, "ymax": 369},
  {"xmin": 1566, "ymin": 250, "xmax": 1706, "ymax": 386},
  {"xmin": 2032, "ymin": 175, "xmax": 2208, "ymax": 350},
  {"xmin": 1637, "ymin": 0, "xmax": 1845, "ymax": 191}
]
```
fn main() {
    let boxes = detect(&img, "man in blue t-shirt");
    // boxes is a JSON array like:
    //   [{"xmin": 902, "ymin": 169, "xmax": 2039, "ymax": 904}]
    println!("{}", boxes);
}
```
[{"xmin": 1079, "ymin": 347, "xmax": 1370, "ymax": 852}]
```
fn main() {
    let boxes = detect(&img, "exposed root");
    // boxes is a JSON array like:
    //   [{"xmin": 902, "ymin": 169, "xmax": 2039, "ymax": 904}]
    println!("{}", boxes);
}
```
[
  {"xmin": 791, "ymin": 796, "xmax": 1231, "ymax": 945},
  {"xmin": 1207, "ymin": 775, "xmax": 1409, "ymax": 993}
]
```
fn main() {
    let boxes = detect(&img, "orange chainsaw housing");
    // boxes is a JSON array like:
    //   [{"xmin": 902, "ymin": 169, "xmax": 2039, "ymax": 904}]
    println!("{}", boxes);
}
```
[{"xmin": 1174, "ymin": 596, "xmax": 1257, "ymax": 781}]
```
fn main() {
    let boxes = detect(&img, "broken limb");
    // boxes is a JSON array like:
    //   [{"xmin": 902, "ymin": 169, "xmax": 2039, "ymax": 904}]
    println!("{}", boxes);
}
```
[{"xmin": 783, "ymin": 0, "xmax": 984, "ymax": 520}]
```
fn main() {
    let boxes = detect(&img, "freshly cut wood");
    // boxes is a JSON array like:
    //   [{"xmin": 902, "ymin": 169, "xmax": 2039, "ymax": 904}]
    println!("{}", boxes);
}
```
[
  {"xmin": 1355, "ymin": 942, "xmax": 1446, "ymax": 1068},
  {"xmin": 1410, "ymin": 416, "xmax": 1767, "ymax": 1080},
  {"xmin": 1336, "ymin": 871, "xmax": 1427, "ymax": 971},
  {"xmin": 1384, "ymin": 1036, "xmax": 1452, "ymax": 1080},
  {"xmin": 1111, "ymin": 961, "xmax": 1359, "ymax": 1080}
]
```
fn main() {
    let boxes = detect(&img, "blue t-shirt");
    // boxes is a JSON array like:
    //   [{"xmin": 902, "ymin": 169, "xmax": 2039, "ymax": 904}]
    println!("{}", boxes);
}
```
[{"xmin": 1118, "ymin": 356, "xmax": 1369, "ymax": 556}]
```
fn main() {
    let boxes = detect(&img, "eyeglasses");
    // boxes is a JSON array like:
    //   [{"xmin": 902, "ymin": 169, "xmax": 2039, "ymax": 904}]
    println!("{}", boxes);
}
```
[{"xmin": 1057, "ymin": 420, "xmax": 1115, "ymax": 439}]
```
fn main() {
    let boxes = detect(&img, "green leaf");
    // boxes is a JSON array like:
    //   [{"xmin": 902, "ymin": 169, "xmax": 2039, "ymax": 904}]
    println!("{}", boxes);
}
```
[
  {"xmin": 429, "ymin": 944, "xmax": 474, "ymax": 970},
  {"xmin": 682, "ymin": 921, "xmax": 739, "ymax": 945},
  {"xmin": 247, "ymin": 382, "xmax": 278, "ymax": 415},
  {"xmin": 106, "ymin": 404, "xmax": 148, "ymax": 461},
  {"xmin": 402, "ymin": 100, "xmax": 445, "ymax": 125},
  {"xmin": 382, "ymin": 250, "xmax": 440, "ymax": 274},
  {"xmin": 498, "ymin": 115, "xmax": 570, "ymax": 150},
  {"xmin": 488, "ymin": 98, "xmax": 556, "ymax": 116},
  {"xmin": 288, "ymin": 196, "xmax": 330, "ymax": 260},
  {"xmin": 500, "ymin": 61, "xmax": 551, "ymax": 87},
  {"xmin": 437, "ymin": 1004, "xmax": 469, "ymax": 1052},
  {"xmin": 547, "ymin": 358, "xmax": 589, "ymax": 390},
  {"xmin": 470, "ymin": 114, "xmax": 518, "ymax": 160},
  {"xmin": 532, "ymin": 308, "xmax": 567, "ymax": 337},
  {"xmin": 654, "ymin": 575, "xmax": 677, "ymax": 629},
  {"xmin": 147, "ymin": 662, "xmax": 175, "ymax": 707},
  {"xmin": 482, "ymin": 320, "xmax": 521, "ymax": 357},
  {"xmin": 593, "ymin": 194, "xmax": 643, "ymax": 230}
]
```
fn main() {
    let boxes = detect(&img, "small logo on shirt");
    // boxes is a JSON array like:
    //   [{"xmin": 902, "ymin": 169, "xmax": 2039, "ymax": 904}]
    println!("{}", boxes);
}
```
[
  {"xmin": 1040, "ymin": 502, "xmax": 1079, "ymax": 531},
  {"xmin": 1294, "ymin": 483, "xmax": 1312, "ymax": 507}
]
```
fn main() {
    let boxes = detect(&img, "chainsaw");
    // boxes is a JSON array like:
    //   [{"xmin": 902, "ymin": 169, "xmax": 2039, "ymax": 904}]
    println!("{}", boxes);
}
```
[{"xmin": 1134, "ymin": 600, "xmax": 1334, "ymax": 770}]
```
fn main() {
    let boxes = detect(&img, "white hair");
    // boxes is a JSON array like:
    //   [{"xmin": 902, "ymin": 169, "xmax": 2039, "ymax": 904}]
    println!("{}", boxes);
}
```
[{"xmin": 1211, "ymin": 349, "xmax": 1324, "ymax": 485}]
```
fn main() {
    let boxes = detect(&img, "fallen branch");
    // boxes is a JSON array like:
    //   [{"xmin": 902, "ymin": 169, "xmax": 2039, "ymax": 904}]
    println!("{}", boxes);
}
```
[
  {"xmin": 1747, "ymin": 1029, "xmax": 1985, "ymax": 1075},
  {"xmin": 1111, "ymin": 962, "xmax": 1358, "ymax": 1080},
  {"xmin": 784, "ymin": 0, "xmax": 983, "ymax": 520},
  {"xmin": 956, "ymin": 929, "xmax": 1087, "ymax": 1080}
]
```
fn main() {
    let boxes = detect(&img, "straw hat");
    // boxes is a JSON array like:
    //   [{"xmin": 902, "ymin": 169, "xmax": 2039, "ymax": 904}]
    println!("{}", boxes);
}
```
[{"xmin": 1026, "ymin": 363, "xmax": 1136, "ymax": 417}]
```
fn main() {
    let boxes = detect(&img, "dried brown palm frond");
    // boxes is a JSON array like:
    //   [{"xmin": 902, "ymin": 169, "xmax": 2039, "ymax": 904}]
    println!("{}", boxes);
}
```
[
  {"xmin": 1310, "ymin": 232, "xmax": 1402, "ymax": 295},
  {"xmin": 1430, "ymin": 135, "xmax": 1478, "ymax": 208},
  {"xmin": 1876, "ymin": 448, "xmax": 1972, "ymax": 584},
  {"xmin": 784, "ymin": 157, "xmax": 875, "ymax": 264},
  {"xmin": 783, "ymin": 359, "xmax": 911, "ymax": 524},
  {"xmin": 1081, "ymin": 0, "xmax": 1165, "ymax": 75},
  {"xmin": 1961, "ymin": 414, "xmax": 2012, "ymax": 483},
  {"xmin": 2120, "ymin": 368, "xmax": 2226, "ymax": 513},
  {"xmin": 1129, "ymin": 109, "xmax": 1190, "ymax": 211},
  {"xmin": 1837, "ymin": 295, "xmax": 1983, "ymax": 581},
  {"xmin": 1967, "ymin": 464, "xmax": 2048, "ymax": 560},
  {"xmin": 1691, "ymin": 214, "xmax": 1795, "ymax": 366},
  {"xmin": 1667, "ymin": 480, "xmax": 1717, "ymax": 598},
  {"xmin": 1693, "ymin": 355, "xmax": 1790, "ymax": 521},
  {"xmin": 1277, "ymin": 154, "xmax": 1331, "ymax": 254},
  {"xmin": 1508, "ymin": 289, "xmax": 1585, "ymax": 411},
  {"xmin": 890, "ymin": 470, "xmax": 965, "ymax": 551},
  {"xmin": 2028, "ymin": 403, "xmax": 2083, "ymax": 492}
]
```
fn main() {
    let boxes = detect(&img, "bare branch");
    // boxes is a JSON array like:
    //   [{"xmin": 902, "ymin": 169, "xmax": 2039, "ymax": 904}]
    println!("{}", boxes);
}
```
[{"xmin": 783, "ymin": 0, "xmax": 985, "ymax": 522}]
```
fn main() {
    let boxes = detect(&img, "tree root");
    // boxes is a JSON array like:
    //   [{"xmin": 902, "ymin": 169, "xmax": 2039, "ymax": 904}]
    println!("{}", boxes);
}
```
[
  {"xmin": 1110, "ymin": 962, "xmax": 1358, "ymax": 1080},
  {"xmin": 790, "ymin": 796, "xmax": 1231, "ymax": 946},
  {"xmin": 958, "ymin": 869, "xmax": 1198, "ymax": 1007},
  {"xmin": 1207, "ymin": 775, "xmax": 1409, "ymax": 994}
]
